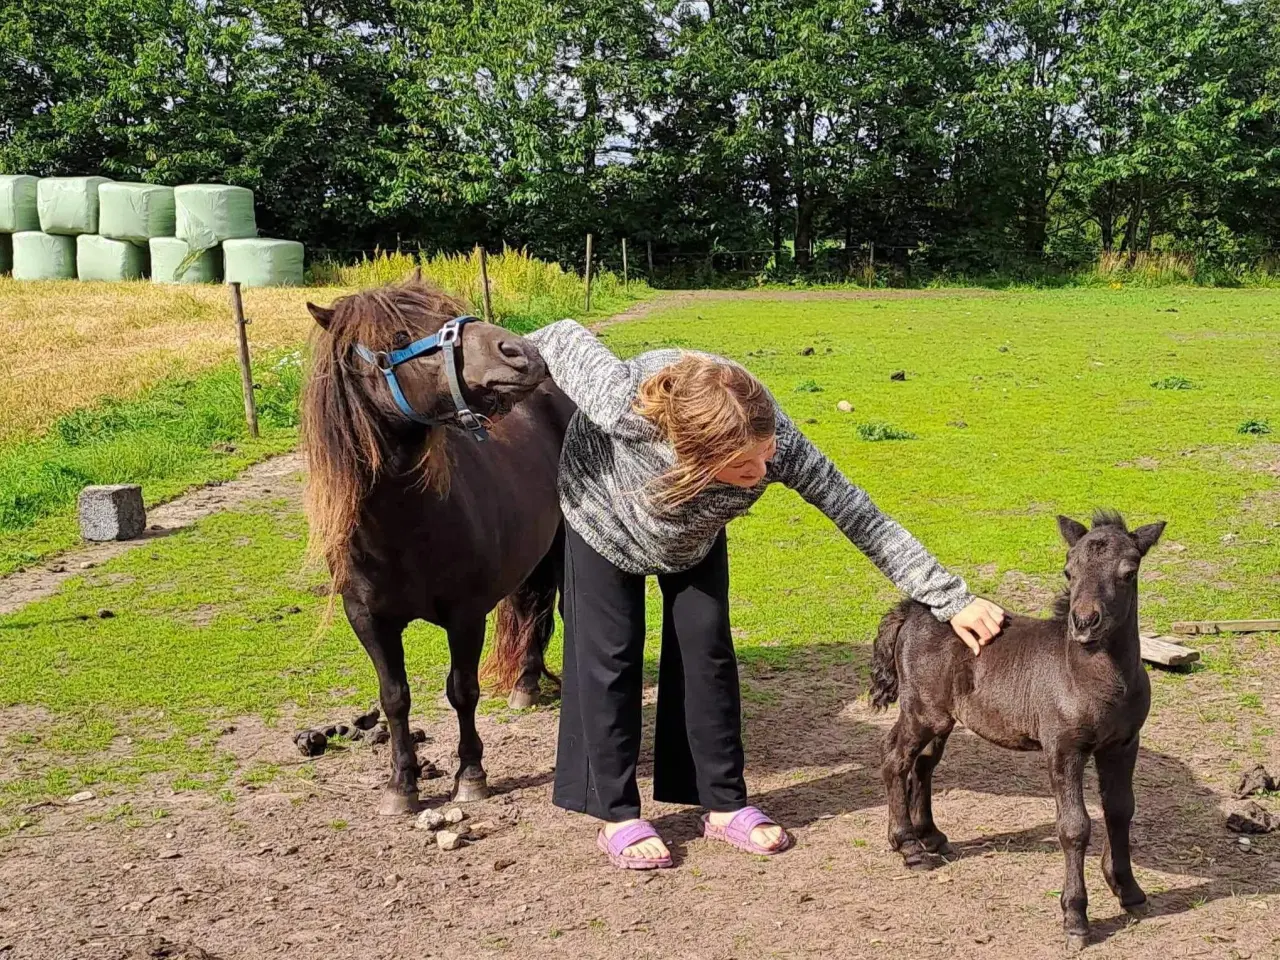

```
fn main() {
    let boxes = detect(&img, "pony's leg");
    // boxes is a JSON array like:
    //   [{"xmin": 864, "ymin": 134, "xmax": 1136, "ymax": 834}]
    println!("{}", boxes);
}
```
[
  {"xmin": 1048, "ymin": 745, "xmax": 1092, "ymax": 953},
  {"xmin": 1096, "ymin": 737, "xmax": 1147, "ymax": 913},
  {"xmin": 447, "ymin": 617, "xmax": 490, "ymax": 802},
  {"xmin": 881, "ymin": 714, "xmax": 941, "ymax": 870},
  {"xmin": 908, "ymin": 728, "xmax": 954, "ymax": 856},
  {"xmin": 346, "ymin": 602, "xmax": 420, "ymax": 816},
  {"xmin": 508, "ymin": 534, "xmax": 561, "ymax": 709}
]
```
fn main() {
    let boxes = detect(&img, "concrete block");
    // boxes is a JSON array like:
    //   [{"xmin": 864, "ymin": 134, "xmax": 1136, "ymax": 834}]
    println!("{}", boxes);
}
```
[{"xmin": 78, "ymin": 484, "xmax": 146, "ymax": 541}]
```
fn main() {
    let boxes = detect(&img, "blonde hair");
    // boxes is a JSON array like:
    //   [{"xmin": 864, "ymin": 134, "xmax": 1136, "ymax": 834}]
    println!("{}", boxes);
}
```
[{"xmin": 633, "ymin": 353, "xmax": 776, "ymax": 508}]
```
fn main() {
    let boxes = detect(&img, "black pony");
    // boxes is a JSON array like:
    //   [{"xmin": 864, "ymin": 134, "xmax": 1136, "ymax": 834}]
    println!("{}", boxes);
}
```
[{"xmin": 302, "ymin": 280, "xmax": 573, "ymax": 813}]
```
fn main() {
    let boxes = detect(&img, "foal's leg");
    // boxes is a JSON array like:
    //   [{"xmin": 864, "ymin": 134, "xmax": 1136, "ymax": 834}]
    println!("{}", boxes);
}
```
[
  {"xmin": 882, "ymin": 714, "xmax": 944, "ymax": 870},
  {"xmin": 1097, "ymin": 737, "xmax": 1147, "ymax": 913},
  {"xmin": 908, "ymin": 727, "xmax": 954, "ymax": 856},
  {"xmin": 346, "ymin": 600, "xmax": 419, "ymax": 816},
  {"xmin": 1047, "ymin": 745, "xmax": 1092, "ymax": 952},
  {"xmin": 447, "ymin": 616, "xmax": 490, "ymax": 801}
]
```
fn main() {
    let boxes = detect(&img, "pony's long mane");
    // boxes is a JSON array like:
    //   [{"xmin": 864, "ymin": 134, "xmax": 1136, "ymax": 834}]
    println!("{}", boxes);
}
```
[{"xmin": 301, "ymin": 281, "xmax": 468, "ymax": 590}]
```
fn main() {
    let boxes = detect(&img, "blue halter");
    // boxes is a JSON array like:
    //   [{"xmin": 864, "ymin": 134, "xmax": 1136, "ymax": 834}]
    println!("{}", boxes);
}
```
[{"xmin": 353, "ymin": 315, "xmax": 489, "ymax": 441}]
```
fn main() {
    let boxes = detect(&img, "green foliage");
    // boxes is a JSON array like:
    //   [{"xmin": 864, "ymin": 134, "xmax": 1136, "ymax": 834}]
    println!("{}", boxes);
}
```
[
  {"xmin": 2, "ymin": 0, "xmax": 1278, "ymax": 274},
  {"xmin": 856, "ymin": 422, "xmax": 918, "ymax": 442},
  {"xmin": 1151, "ymin": 376, "xmax": 1197, "ymax": 390},
  {"xmin": 794, "ymin": 379, "xmax": 823, "ymax": 393},
  {"xmin": 1238, "ymin": 419, "xmax": 1272, "ymax": 436}
]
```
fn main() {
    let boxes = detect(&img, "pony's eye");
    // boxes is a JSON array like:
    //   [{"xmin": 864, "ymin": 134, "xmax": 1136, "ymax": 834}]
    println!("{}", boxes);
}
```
[
  {"xmin": 1118, "ymin": 565, "xmax": 1137, "ymax": 581},
  {"xmin": 392, "ymin": 331, "xmax": 411, "ymax": 348},
  {"xmin": 1063, "ymin": 569, "xmax": 1072, "ymax": 581}
]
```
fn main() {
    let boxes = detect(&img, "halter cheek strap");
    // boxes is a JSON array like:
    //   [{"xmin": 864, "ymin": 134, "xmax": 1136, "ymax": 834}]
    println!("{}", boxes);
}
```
[{"xmin": 353, "ymin": 316, "xmax": 489, "ymax": 441}]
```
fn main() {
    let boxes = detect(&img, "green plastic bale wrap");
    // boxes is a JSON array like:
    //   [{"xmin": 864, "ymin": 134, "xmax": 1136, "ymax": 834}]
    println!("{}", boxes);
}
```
[
  {"xmin": 77, "ymin": 235, "xmax": 148, "ymax": 281},
  {"xmin": 37, "ymin": 176, "xmax": 112, "ymax": 235},
  {"xmin": 98, "ymin": 182, "xmax": 176, "ymax": 244},
  {"xmin": 150, "ymin": 237, "xmax": 221, "ymax": 284},
  {"xmin": 175, "ymin": 184, "xmax": 257, "ymax": 254},
  {"xmin": 222, "ymin": 238, "xmax": 305, "ymax": 288},
  {"xmin": 12, "ymin": 231, "xmax": 77, "ymax": 280},
  {"xmin": 0, "ymin": 233, "xmax": 11, "ymax": 274},
  {"xmin": 0, "ymin": 175, "xmax": 40, "ymax": 232}
]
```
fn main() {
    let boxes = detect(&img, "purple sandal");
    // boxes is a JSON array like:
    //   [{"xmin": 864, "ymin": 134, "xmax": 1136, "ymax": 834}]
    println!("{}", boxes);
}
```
[
  {"xmin": 597, "ymin": 819, "xmax": 674, "ymax": 870},
  {"xmin": 702, "ymin": 806, "xmax": 793, "ymax": 856}
]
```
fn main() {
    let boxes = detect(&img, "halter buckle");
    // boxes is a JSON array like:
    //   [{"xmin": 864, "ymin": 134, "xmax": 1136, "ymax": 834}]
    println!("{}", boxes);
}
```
[
  {"xmin": 438, "ymin": 319, "xmax": 462, "ymax": 346},
  {"xmin": 372, "ymin": 350, "xmax": 393, "ymax": 372}
]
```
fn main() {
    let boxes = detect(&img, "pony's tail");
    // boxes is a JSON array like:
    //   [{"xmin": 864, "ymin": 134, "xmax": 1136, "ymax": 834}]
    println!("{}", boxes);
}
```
[
  {"xmin": 869, "ymin": 602, "xmax": 911, "ymax": 710},
  {"xmin": 481, "ymin": 538, "xmax": 561, "ymax": 694}
]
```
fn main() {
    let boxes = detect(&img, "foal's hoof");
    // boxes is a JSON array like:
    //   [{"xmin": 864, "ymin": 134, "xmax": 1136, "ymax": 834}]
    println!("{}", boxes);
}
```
[
  {"xmin": 507, "ymin": 688, "xmax": 539, "ymax": 710},
  {"xmin": 1064, "ymin": 932, "xmax": 1088, "ymax": 954},
  {"xmin": 919, "ymin": 833, "xmax": 956, "ymax": 859},
  {"xmin": 378, "ymin": 788, "xmax": 423, "ymax": 817},
  {"xmin": 1122, "ymin": 897, "xmax": 1149, "ymax": 918},
  {"xmin": 453, "ymin": 775, "xmax": 491, "ymax": 803},
  {"xmin": 899, "ymin": 843, "xmax": 934, "ymax": 872}
]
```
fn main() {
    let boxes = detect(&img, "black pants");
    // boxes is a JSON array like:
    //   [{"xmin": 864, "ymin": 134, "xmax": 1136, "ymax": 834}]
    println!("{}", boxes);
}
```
[{"xmin": 553, "ymin": 523, "xmax": 747, "ymax": 821}]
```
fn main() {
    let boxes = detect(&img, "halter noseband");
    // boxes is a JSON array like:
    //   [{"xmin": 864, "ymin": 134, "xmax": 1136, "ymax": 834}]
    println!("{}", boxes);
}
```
[{"xmin": 353, "ymin": 315, "xmax": 489, "ymax": 442}]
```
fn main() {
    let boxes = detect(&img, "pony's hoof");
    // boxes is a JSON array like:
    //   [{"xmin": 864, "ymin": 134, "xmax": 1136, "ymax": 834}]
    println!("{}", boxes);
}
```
[
  {"xmin": 378, "ymin": 788, "xmax": 423, "ymax": 817},
  {"xmin": 1122, "ymin": 897, "xmax": 1149, "ymax": 918},
  {"xmin": 453, "ymin": 776, "xmax": 491, "ymax": 803},
  {"xmin": 1064, "ymin": 932, "xmax": 1088, "ymax": 954},
  {"xmin": 507, "ymin": 688, "xmax": 539, "ymax": 710},
  {"xmin": 920, "ymin": 833, "xmax": 956, "ymax": 858}
]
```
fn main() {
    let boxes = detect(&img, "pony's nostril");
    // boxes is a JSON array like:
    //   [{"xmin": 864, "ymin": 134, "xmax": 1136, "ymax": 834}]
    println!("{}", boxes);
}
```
[{"xmin": 497, "ymin": 340, "xmax": 524, "ymax": 360}]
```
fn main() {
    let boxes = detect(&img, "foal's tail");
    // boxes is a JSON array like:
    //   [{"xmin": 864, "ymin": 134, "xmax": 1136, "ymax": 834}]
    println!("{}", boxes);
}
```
[
  {"xmin": 480, "ymin": 530, "xmax": 562, "ymax": 694},
  {"xmin": 869, "ymin": 601, "xmax": 911, "ymax": 711}
]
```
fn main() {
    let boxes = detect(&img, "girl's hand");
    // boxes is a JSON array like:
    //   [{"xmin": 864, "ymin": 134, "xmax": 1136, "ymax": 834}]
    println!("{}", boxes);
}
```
[{"xmin": 950, "ymin": 598, "xmax": 1006, "ymax": 655}]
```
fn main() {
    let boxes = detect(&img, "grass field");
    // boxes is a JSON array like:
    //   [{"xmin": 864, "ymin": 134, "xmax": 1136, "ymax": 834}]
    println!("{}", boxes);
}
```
[{"xmin": 1, "ymin": 287, "xmax": 1277, "ymax": 830}]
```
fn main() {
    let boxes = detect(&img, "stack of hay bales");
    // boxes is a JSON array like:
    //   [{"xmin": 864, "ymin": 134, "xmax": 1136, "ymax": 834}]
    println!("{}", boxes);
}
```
[{"xmin": 0, "ymin": 175, "xmax": 305, "ymax": 287}]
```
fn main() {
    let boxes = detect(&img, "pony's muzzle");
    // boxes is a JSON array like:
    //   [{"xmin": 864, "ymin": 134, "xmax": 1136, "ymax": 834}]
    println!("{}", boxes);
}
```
[{"xmin": 1068, "ymin": 609, "xmax": 1102, "ymax": 644}]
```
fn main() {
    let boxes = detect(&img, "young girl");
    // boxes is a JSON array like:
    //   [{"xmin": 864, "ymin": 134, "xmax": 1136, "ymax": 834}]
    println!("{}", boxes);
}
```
[{"xmin": 526, "ymin": 319, "xmax": 1004, "ymax": 869}]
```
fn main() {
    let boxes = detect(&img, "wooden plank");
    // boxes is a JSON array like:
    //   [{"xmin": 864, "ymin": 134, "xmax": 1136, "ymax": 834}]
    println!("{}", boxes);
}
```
[
  {"xmin": 1171, "ymin": 619, "xmax": 1280, "ymax": 636},
  {"xmin": 1140, "ymin": 635, "xmax": 1201, "ymax": 668}
]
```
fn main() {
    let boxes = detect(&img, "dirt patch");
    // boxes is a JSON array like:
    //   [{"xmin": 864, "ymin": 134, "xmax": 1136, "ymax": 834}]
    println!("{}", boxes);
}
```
[
  {"xmin": 2, "ymin": 650, "xmax": 1276, "ymax": 960},
  {"xmin": 997, "ymin": 569, "xmax": 1059, "ymax": 617},
  {"xmin": 0, "ymin": 455, "xmax": 303, "ymax": 616}
]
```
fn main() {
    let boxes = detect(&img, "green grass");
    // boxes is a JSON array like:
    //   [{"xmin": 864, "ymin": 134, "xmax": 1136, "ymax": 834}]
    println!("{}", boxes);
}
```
[
  {"xmin": 1, "ymin": 287, "xmax": 1277, "ymax": 823},
  {"xmin": 0, "ymin": 352, "xmax": 303, "ymax": 575},
  {"xmin": 856, "ymin": 422, "xmax": 918, "ymax": 442}
]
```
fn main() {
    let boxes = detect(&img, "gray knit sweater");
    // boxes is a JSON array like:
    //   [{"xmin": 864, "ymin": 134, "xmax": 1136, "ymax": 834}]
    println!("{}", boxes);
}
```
[{"xmin": 527, "ymin": 320, "xmax": 973, "ymax": 621}]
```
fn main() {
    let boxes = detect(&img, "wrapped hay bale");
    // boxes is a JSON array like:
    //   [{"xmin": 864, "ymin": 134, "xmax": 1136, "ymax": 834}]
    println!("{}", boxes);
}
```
[
  {"xmin": 0, "ymin": 233, "xmax": 11, "ymax": 274},
  {"xmin": 37, "ymin": 176, "xmax": 112, "ymax": 235},
  {"xmin": 223, "ymin": 238, "xmax": 304, "ymax": 288},
  {"xmin": 12, "ymin": 231, "xmax": 77, "ymax": 280},
  {"xmin": 0, "ymin": 174, "xmax": 41, "ymax": 233},
  {"xmin": 77, "ymin": 235, "xmax": 148, "ymax": 281},
  {"xmin": 99, "ymin": 182, "xmax": 176, "ymax": 244},
  {"xmin": 150, "ymin": 237, "xmax": 221, "ymax": 284},
  {"xmin": 175, "ymin": 184, "xmax": 256, "ymax": 254}
]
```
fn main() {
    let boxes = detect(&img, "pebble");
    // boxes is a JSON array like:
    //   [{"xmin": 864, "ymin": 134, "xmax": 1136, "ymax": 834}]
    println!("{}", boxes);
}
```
[
  {"xmin": 384, "ymin": 873, "xmax": 402, "ymax": 886},
  {"xmin": 80, "ymin": 561, "xmax": 96, "ymax": 570},
  {"xmin": 836, "ymin": 400, "xmax": 853, "ymax": 413},
  {"xmin": 437, "ymin": 829, "xmax": 468, "ymax": 851},
  {"xmin": 444, "ymin": 807, "xmax": 467, "ymax": 825},
  {"xmin": 67, "ymin": 790, "xmax": 95, "ymax": 804},
  {"xmin": 283, "ymin": 845, "xmax": 299, "ymax": 855},
  {"xmin": 415, "ymin": 809, "xmax": 445, "ymax": 831},
  {"xmin": 157, "ymin": 851, "xmax": 181, "ymax": 860},
  {"xmin": 493, "ymin": 858, "xmax": 516, "ymax": 872}
]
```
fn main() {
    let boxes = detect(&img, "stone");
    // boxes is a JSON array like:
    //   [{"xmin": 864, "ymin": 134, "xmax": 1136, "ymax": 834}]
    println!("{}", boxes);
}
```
[
  {"xmin": 415, "ymin": 809, "xmax": 445, "ymax": 832},
  {"xmin": 443, "ymin": 807, "xmax": 467, "ymax": 825},
  {"xmin": 1226, "ymin": 800, "xmax": 1276, "ymax": 834},
  {"xmin": 493, "ymin": 858, "xmax": 516, "ymax": 872},
  {"xmin": 836, "ymin": 400, "xmax": 853, "ymax": 413},
  {"xmin": 67, "ymin": 790, "xmax": 95, "ymax": 804},
  {"xmin": 1235, "ymin": 764, "xmax": 1277, "ymax": 799},
  {"xmin": 77, "ymin": 484, "xmax": 146, "ymax": 542},
  {"xmin": 436, "ymin": 829, "xmax": 468, "ymax": 851}
]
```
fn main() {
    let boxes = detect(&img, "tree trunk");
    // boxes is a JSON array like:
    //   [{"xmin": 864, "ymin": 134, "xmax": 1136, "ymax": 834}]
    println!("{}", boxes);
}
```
[{"xmin": 793, "ymin": 105, "xmax": 814, "ymax": 270}]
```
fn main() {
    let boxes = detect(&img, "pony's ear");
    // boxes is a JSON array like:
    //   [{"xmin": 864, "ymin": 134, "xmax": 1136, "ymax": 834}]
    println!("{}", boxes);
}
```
[
  {"xmin": 307, "ymin": 302, "xmax": 335, "ymax": 329},
  {"xmin": 1131, "ymin": 521, "xmax": 1166, "ymax": 557},
  {"xmin": 1057, "ymin": 515, "xmax": 1088, "ymax": 547}
]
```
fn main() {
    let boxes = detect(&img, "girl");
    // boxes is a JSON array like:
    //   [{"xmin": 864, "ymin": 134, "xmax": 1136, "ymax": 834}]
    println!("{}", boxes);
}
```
[{"xmin": 526, "ymin": 319, "xmax": 1004, "ymax": 869}]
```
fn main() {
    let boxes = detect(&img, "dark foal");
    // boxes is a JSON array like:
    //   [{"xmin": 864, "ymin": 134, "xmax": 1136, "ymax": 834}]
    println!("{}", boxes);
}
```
[
  {"xmin": 870, "ymin": 510, "xmax": 1165, "ymax": 952},
  {"xmin": 302, "ymin": 281, "xmax": 574, "ymax": 814}
]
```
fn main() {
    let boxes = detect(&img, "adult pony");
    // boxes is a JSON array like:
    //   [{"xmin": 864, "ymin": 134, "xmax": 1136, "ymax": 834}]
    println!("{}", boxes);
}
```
[{"xmin": 302, "ymin": 280, "xmax": 573, "ymax": 814}]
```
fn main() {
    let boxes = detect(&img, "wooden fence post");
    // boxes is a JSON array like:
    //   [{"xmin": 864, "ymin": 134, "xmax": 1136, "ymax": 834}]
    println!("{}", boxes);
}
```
[
  {"xmin": 584, "ymin": 233, "xmax": 594, "ymax": 312},
  {"xmin": 478, "ymin": 246, "xmax": 493, "ymax": 322},
  {"xmin": 647, "ymin": 240, "xmax": 654, "ymax": 277},
  {"xmin": 621, "ymin": 238, "xmax": 629, "ymax": 288},
  {"xmin": 228, "ymin": 281, "xmax": 259, "ymax": 439}
]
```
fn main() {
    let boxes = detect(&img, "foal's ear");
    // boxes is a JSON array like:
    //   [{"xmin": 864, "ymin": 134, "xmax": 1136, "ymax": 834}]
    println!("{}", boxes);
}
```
[
  {"xmin": 1057, "ymin": 515, "xmax": 1088, "ymax": 547},
  {"xmin": 307, "ymin": 302, "xmax": 335, "ymax": 329},
  {"xmin": 1131, "ymin": 520, "xmax": 1166, "ymax": 557}
]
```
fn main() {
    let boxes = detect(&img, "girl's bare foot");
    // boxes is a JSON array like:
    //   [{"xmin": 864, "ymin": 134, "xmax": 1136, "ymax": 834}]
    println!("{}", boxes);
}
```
[{"xmin": 602, "ymin": 818, "xmax": 670, "ymax": 861}]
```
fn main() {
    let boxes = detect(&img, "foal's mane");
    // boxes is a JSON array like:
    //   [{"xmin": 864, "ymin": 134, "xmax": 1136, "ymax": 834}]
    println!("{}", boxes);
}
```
[
  {"xmin": 1050, "ymin": 509, "xmax": 1130, "ymax": 622},
  {"xmin": 301, "ymin": 281, "xmax": 468, "ymax": 589}
]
